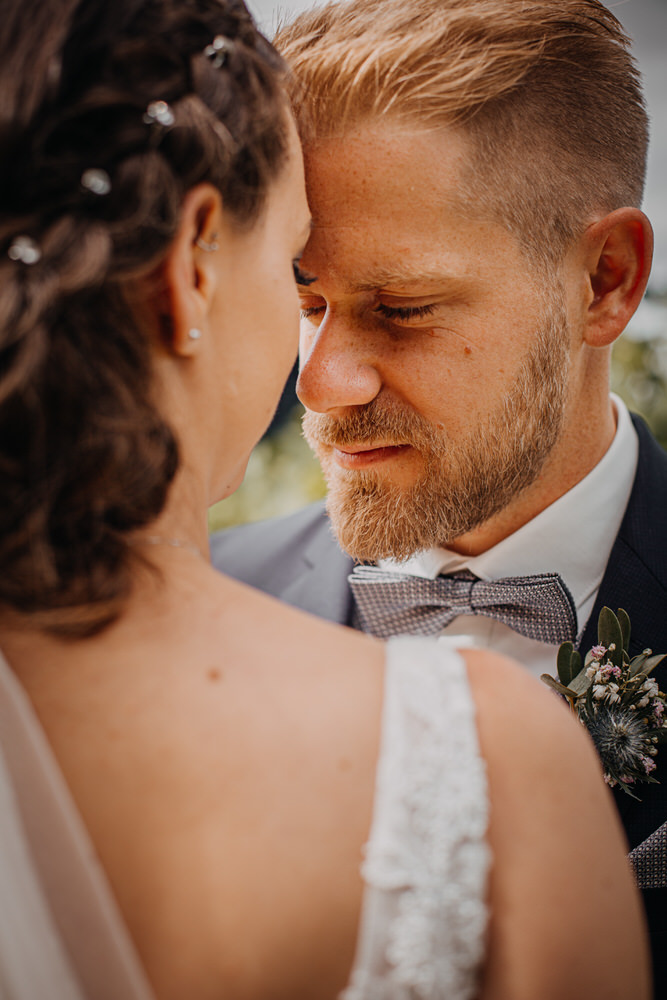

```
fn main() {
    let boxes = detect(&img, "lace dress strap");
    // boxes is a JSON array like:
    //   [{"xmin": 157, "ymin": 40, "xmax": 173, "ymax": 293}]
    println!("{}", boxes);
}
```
[{"xmin": 342, "ymin": 636, "xmax": 490, "ymax": 1000}]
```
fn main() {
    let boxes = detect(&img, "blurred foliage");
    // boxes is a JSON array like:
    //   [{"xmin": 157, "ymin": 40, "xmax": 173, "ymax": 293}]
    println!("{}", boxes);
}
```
[
  {"xmin": 210, "ymin": 307, "xmax": 667, "ymax": 532},
  {"xmin": 612, "ymin": 335, "xmax": 667, "ymax": 450}
]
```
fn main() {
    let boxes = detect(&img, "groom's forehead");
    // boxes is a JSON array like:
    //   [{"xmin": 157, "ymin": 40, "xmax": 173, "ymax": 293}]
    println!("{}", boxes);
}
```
[
  {"xmin": 303, "ymin": 121, "xmax": 472, "ymax": 209},
  {"xmin": 302, "ymin": 187, "xmax": 529, "ymax": 292},
  {"xmin": 301, "ymin": 124, "xmax": 526, "ymax": 262}
]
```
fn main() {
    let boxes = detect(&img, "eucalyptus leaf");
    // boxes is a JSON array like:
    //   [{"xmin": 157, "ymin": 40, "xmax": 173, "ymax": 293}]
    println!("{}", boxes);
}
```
[
  {"xmin": 629, "ymin": 652, "xmax": 652, "ymax": 677},
  {"xmin": 540, "ymin": 674, "xmax": 577, "ymax": 699},
  {"xmin": 645, "ymin": 653, "xmax": 667, "ymax": 676},
  {"xmin": 557, "ymin": 642, "xmax": 575, "ymax": 686},
  {"xmin": 618, "ymin": 608, "xmax": 631, "ymax": 653},
  {"xmin": 569, "ymin": 668, "xmax": 593, "ymax": 697},
  {"xmin": 631, "ymin": 653, "xmax": 667, "ymax": 681},
  {"xmin": 598, "ymin": 607, "xmax": 624, "ymax": 668}
]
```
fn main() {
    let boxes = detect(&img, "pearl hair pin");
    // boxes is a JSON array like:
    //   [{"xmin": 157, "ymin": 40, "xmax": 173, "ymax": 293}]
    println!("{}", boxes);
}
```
[
  {"xmin": 81, "ymin": 168, "xmax": 111, "ymax": 195},
  {"xmin": 204, "ymin": 35, "xmax": 234, "ymax": 68},
  {"xmin": 143, "ymin": 100, "xmax": 175, "ymax": 127},
  {"xmin": 7, "ymin": 236, "xmax": 41, "ymax": 265}
]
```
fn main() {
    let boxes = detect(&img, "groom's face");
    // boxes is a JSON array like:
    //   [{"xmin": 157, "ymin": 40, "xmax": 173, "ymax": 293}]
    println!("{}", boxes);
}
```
[{"xmin": 297, "ymin": 122, "xmax": 573, "ymax": 560}]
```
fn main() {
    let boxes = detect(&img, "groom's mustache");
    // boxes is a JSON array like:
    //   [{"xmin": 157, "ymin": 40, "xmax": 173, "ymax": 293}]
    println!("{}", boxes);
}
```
[{"xmin": 302, "ymin": 400, "xmax": 442, "ymax": 451}]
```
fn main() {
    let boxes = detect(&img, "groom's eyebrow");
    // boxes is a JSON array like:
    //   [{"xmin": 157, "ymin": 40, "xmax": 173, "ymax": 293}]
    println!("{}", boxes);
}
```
[{"xmin": 351, "ymin": 267, "xmax": 470, "ymax": 292}]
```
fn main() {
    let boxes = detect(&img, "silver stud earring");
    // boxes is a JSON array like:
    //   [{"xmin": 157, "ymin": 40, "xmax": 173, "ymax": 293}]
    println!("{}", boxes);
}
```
[
  {"xmin": 188, "ymin": 328, "xmax": 203, "ymax": 341},
  {"xmin": 195, "ymin": 236, "xmax": 219, "ymax": 253}
]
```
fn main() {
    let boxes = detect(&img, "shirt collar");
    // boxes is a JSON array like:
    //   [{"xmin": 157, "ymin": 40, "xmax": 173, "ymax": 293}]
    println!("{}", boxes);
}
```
[{"xmin": 380, "ymin": 395, "xmax": 638, "ymax": 618}]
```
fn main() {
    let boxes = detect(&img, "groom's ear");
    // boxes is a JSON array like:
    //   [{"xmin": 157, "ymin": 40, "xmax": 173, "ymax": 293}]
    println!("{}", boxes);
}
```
[
  {"xmin": 158, "ymin": 184, "xmax": 223, "ymax": 357},
  {"xmin": 580, "ymin": 207, "xmax": 653, "ymax": 348}
]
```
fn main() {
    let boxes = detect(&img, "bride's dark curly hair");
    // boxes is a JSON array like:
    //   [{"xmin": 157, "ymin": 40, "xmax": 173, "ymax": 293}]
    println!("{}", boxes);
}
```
[{"xmin": 0, "ymin": 0, "xmax": 290, "ymax": 636}]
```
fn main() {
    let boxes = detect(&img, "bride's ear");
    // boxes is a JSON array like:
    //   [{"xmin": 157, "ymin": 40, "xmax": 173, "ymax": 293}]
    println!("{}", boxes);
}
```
[{"xmin": 159, "ymin": 184, "xmax": 224, "ymax": 357}]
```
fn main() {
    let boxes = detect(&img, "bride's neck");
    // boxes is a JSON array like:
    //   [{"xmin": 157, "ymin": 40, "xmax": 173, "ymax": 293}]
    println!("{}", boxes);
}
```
[
  {"xmin": 0, "ymin": 466, "xmax": 218, "ymax": 680},
  {"xmin": 136, "ymin": 461, "xmax": 212, "ymax": 561}
]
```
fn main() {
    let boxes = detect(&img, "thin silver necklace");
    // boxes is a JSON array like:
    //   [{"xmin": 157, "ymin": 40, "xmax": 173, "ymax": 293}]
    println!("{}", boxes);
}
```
[{"xmin": 139, "ymin": 535, "xmax": 207, "ymax": 561}]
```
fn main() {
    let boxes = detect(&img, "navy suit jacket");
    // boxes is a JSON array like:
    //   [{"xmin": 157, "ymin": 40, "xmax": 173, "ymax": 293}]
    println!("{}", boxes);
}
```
[{"xmin": 211, "ymin": 413, "xmax": 667, "ymax": 993}]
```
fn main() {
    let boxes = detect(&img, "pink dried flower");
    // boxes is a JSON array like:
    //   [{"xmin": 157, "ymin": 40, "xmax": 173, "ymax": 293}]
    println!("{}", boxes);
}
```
[{"xmin": 642, "ymin": 757, "xmax": 657, "ymax": 775}]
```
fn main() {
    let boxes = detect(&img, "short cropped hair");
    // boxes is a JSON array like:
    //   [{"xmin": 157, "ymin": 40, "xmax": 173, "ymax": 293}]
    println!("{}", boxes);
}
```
[{"xmin": 277, "ymin": 0, "xmax": 649, "ymax": 265}]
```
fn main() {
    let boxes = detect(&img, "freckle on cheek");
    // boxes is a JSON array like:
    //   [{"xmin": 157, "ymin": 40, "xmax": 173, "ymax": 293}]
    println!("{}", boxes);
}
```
[
  {"xmin": 207, "ymin": 667, "xmax": 223, "ymax": 683},
  {"xmin": 464, "ymin": 345, "xmax": 472, "ymax": 356}
]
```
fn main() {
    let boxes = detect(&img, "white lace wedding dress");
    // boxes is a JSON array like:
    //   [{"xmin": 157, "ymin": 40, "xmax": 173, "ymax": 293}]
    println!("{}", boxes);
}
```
[{"xmin": 0, "ymin": 637, "xmax": 489, "ymax": 999}]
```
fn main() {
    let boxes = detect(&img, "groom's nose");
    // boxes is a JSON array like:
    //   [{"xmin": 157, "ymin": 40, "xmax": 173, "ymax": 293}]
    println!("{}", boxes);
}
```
[{"xmin": 297, "ymin": 314, "xmax": 382, "ymax": 414}]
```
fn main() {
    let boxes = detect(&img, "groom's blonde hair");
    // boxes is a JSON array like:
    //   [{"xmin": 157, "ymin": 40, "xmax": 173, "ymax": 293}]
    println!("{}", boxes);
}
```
[{"xmin": 276, "ymin": 0, "xmax": 648, "ymax": 266}]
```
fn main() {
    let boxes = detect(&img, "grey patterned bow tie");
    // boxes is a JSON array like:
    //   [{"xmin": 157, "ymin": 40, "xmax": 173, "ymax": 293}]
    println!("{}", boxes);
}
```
[
  {"xmin": 629, "ymin": 821, "xmax": 667, "ymax": 889},
  {"xmin": 349, "ymin": 566, "xmax": 577, "ymax": 643}
]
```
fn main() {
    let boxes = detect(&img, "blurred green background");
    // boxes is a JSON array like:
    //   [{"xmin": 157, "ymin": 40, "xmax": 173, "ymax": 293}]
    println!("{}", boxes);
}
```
[
  {"xmin": 209, "ymin": 395, "xmax": 325, "ymax": 531},
  {"xmin": 209, "ymin": 288, "xmax": 667, "ymax": 532},
  {"xmin": 612, "ymin": 301, "xmax": 667, "ymax": 449}
]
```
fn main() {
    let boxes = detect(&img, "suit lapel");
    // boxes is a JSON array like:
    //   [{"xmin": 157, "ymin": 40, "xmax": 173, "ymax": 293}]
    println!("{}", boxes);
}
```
[
  {"xmin": 578, "ymin": 414, "xmax": 667, "ymax": 657},
  {"xmin": 280, "ymin": 517, "xmax": 356, "ymax": 626},
  {"xmin": 577, "ymin": 415, "xmax": 667, "ymax": 836},
  {"xmin": 580, "ymin": 539, "xmax": 667, "ymax": 661}
]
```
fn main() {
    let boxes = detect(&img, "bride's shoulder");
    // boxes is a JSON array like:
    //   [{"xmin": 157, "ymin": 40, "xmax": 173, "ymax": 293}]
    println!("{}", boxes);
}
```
[
  {"xmin": 458, "ymin": 644, "xmax": 622, "ymax": 879},
  {"xmin": 463, "ymin": 644, "xmax": 599, "ymax": 772},
  {"xmin": 459, "ymin": 646, "xmax": 649, "ymax": 1000}
]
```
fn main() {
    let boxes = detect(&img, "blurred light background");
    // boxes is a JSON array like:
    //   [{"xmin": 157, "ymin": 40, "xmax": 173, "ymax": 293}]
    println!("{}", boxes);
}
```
[{"xmin": 209, "ymin": 0, "xmax": 667, "ymax": 531}]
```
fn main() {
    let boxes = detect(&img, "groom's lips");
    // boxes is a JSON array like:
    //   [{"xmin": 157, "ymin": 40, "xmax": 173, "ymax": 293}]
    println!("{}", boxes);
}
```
[{"xmin": 331, "ymin": 442, "xmax": 412, "ymax": 468}]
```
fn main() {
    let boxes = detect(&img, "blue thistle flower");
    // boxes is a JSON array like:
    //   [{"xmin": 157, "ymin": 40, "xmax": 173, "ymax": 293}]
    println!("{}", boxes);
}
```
[
  {"xmin": 581, "ymin": 703, "xmax": 655, "ymax": 793},
  {"xmin": 542, "ymin": 607, "xmax": 667, "ymax": 799}
]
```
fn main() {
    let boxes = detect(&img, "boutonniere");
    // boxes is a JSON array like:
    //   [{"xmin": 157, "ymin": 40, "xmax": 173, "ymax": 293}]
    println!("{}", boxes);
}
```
[{"xmin": 541, "ymin": 607, "xmax": 667, "ymax": 799}]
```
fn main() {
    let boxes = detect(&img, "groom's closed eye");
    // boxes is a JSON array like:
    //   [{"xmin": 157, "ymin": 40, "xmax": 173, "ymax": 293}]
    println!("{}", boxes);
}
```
[
  {"xmin": 373, "ymin": 302, "xmax": 437, "ymax": 321},
  {"xmin": 300, "ymin": 298, "xmax": 326, "ymax": 319}
]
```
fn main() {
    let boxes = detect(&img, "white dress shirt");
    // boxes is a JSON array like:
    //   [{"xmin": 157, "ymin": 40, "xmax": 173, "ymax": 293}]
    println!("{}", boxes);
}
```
[{"xmin": 378, "ymin": 395, "xmax": 639, "ymax": 680}]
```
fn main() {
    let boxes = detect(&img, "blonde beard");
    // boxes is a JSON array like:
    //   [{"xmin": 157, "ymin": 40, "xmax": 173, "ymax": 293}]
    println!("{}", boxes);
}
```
[{"xmin": 302, "ymin": 293, "xmax": 570, "ymax": 562}]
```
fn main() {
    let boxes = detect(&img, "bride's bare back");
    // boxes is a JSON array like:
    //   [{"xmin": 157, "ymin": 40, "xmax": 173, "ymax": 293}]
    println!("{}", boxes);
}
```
[{"xmin": 2, "ymin": 552, "xmax": 649, "ymax": 1000}]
